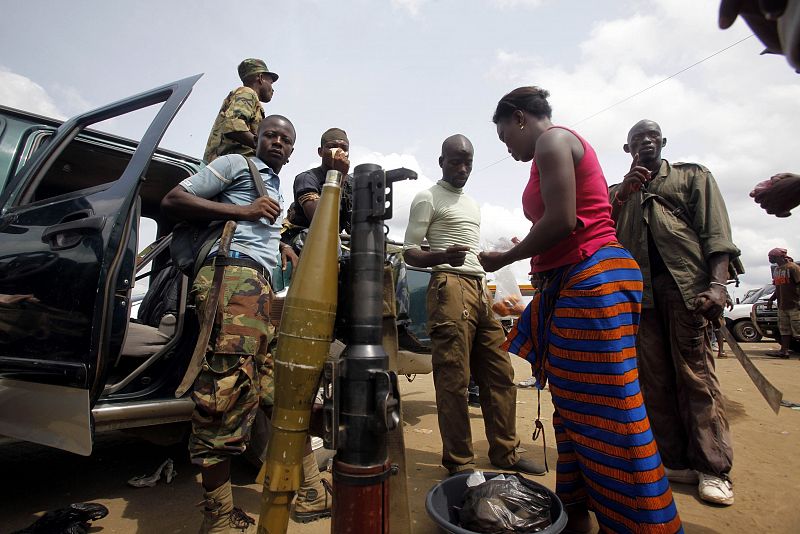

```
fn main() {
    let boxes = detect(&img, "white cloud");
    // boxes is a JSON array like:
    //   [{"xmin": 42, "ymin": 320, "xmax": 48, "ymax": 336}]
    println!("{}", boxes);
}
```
[
  {"xmin": 349, "ymin": 147, "xmax": 432, "ymax": 242},
  {"xmin": 51, "ymin": 84, "xmax": 92, "ymax": 115},
  {"xmin": 486, "ymin": 0, "xmax": 800, "ymax": 297},
  {"xmin": 392, "ymin": 0, "xmax": 545, "ymax": 16},
  {"xmin": 391, "ymin": 0, "xmax": 426, "ymax": 16},
  {"xmin": 491, "ymin": 0, "xmax": 545, "ymax": 7},
  {"xmin": 0, "ymin": 67, "xmax": 64, "ymax": 118}
]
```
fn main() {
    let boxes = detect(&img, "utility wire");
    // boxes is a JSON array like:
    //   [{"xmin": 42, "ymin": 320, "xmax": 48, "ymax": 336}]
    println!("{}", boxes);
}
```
[
  {"xmin": 471, "ymin": 34, "xmax": 754, "ymax": 174},
  {"xmin": 570, "ymin": 34, "xmax": 753, "ymax": 127}
]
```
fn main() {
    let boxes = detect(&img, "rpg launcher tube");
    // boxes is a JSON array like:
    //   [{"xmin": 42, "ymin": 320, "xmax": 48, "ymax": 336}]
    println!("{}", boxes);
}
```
[
  {"xmin": 257, "ymin": 170, "xmax": 342, "ymax": 534},
  {"xmin": 333, "ymin": 163, "xmax": 409, "ymax": 534}
]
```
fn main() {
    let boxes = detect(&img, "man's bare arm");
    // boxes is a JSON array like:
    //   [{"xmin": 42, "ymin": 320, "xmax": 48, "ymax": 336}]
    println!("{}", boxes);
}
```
[
  {"xmin": 694, "ymin": 253, "xmax": 730, "ymax": 320},
  {"xmin": 161, "ymin": 185, "xmax": 279, "ymax": 223},
  {"xmin": 301, "ymin": 199, "xmax": 319, "ymax": 222},
  {"xmin": 404, "ymin": 246, "xmax": 469, "ymax": 269}
]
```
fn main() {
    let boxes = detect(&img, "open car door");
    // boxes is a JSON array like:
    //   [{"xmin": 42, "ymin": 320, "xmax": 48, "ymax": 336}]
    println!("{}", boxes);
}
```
[{"xmin": 0, "ymin": 75, "xmax": 201, "ymax": 455}]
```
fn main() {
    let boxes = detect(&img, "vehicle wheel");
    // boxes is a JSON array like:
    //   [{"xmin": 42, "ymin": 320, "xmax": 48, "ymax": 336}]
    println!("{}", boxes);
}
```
[{"xmin": 731, "ymin": 320, "xmax": 761, "ymax": 343}]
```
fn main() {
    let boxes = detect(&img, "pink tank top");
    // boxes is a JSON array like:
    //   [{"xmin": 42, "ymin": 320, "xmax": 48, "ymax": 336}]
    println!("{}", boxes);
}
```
[{"xmin": 522, "ymin": 126, "xmax": 617, "ymax": 273}]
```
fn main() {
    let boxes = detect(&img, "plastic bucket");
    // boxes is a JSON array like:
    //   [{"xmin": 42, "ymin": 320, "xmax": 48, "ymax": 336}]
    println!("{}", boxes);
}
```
[{"xmin": 425, "ymin": 472, "xmax": 567, "ymax": 534}]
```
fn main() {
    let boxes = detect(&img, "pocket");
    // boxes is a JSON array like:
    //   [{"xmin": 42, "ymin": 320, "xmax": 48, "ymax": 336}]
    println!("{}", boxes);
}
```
[
  {"xmin": 427, "ymin": 274, "xmax": 447, "ymax": 298},
  {"xmin": 215, "ymin": 330, "xmax": 259, "ymax": 357},
  {"xmin": 193, "ymin": 353, "xmax": 256, "ymax": 415},
  {"xmin": 674, "ymin": 309, "xmax": 707, "ymax": 349},
  {"xmin": 426, "ymin": 274, "xmax": 449, "ymax": 318},
  {"xmin": 428, "ymin": 320, "xmax": 464, "ymax": 367}
]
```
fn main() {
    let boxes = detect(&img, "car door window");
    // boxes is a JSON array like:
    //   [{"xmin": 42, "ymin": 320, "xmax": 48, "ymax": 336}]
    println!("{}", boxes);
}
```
[{"xmin": 0, "ymin": 75, "xmax": 201, "ymax": 456}]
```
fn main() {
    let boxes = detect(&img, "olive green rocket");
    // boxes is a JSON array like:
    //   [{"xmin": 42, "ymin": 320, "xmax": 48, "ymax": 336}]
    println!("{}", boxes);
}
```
[{"xmin": 257, "ymin": 168, "xmax": 343, "ymax": 534}]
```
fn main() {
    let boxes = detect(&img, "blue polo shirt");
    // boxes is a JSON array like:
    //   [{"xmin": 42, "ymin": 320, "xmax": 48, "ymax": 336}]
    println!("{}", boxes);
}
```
[{"xmin": 179, "ymin": 154, "xmax": 282, "ymax": 273}]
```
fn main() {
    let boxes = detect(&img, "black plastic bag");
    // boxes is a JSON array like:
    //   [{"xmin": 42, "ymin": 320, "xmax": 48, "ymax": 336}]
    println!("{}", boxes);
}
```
[{"xmin": 458, "ymin": 474, "xmax": 552, "ymax": 533}]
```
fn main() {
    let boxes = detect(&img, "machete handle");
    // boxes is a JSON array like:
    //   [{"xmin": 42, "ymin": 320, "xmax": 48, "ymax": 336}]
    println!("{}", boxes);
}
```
[{"xmin": 218, "ymin": 220, "xmax": 237, "ymax": 258}]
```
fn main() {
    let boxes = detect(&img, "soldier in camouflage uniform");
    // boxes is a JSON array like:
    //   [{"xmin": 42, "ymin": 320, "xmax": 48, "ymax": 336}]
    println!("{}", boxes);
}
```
[
  {"xmin": 203, "ymin": 58, "xmax": 279, "ymax": 164},
  {"xmin": 162, "ymin": 115, "xmax": 331, "ymax": 533}
]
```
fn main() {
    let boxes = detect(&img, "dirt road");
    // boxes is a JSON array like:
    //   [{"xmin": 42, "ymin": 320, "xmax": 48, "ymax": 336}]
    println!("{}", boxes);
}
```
[{"xmin": 2, "ymin": 342, "xmax": 799, "ymax": 533}]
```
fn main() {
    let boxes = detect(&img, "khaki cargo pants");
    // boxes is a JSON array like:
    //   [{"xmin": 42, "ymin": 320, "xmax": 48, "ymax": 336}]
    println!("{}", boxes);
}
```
[{"xmin": 426, "ymin": 271, "xmax": 520, "ymax": 473}]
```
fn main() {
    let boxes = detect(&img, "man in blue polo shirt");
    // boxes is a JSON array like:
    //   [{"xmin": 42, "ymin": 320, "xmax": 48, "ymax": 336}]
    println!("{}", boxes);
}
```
[{"xmin": 162, "ymin": 115, "xmax": 330, "ymax": 531}]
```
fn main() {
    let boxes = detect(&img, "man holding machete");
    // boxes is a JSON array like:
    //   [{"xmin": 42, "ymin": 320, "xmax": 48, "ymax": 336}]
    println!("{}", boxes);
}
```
[{"xmin": 610, "ymin": 119, "xmax": 742, "ymax": 507}]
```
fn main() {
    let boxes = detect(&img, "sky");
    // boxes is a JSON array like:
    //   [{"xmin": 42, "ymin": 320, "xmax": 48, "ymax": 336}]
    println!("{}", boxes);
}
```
[{"xmin": 1, "ymin": 0, "xmax": 798, "ymax": 299}]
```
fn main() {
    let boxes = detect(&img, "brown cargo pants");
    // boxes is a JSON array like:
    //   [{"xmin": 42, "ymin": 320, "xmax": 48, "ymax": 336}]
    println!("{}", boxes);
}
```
[
  {"xmin": 426, "ymin": 271, "xmax": 520, "ymax": 473},
  {"xmin": 637, "ymin": 272, "xmax": 733, "ymax": 477}
]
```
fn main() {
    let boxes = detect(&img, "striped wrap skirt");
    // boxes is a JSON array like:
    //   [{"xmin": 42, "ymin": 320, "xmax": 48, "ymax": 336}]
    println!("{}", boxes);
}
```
[{"xmin": 503, "ymin": 243, "xmax": 682, "ymax": 533}]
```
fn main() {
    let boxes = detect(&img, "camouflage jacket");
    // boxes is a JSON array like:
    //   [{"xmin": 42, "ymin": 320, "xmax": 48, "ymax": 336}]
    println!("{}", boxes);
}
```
[{"xmin": 203, "ymin": 86, "xmax": 264, "ymax": 163}]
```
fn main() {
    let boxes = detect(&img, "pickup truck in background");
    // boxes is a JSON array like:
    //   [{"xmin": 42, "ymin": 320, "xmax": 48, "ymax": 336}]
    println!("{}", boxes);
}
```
[{"xmin": 725, "ymin": 284, "xmax": 773, "ymax": 342}]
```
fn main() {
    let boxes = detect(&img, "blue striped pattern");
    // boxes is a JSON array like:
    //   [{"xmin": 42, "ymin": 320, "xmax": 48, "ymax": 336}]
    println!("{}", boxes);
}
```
[{"xmin": 503, "ymin": 244, "xmax": 682, "ymax": 533}]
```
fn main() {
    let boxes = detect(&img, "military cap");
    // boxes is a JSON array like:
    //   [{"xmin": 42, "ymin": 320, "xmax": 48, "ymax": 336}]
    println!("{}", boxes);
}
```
[{"xmin": 238, "ymin": 58, "xmax": 279, "ymax": 83}]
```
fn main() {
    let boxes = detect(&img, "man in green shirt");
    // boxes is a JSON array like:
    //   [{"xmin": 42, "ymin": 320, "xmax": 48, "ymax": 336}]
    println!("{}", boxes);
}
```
[
  {"xmin": 203, "ymin": 58, "xmax": 279, "ymax": 163},
  {"xmin": 403, "ymin": 134, "xmax": 544, "ymax": 477},
  {"xmin": 610, "ymin": 120, "xmax": 741, "ymax": 506}
]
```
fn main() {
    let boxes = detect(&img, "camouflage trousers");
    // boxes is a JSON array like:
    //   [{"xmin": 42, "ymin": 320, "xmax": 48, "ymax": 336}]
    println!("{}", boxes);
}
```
[{"xmin": 188, "ymin": 264, "xmax": 275, "ymax": 467}]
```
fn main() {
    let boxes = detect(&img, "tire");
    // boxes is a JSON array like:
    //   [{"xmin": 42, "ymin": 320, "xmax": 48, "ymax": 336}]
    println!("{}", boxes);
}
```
[{"xmin": 731, "ymin": 320, "xmax": 762, "ymax": 343}]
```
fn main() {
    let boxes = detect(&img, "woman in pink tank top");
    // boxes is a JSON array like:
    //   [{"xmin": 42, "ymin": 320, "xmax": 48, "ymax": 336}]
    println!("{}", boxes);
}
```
[{"xmin": 479, "ymin": 87, "xmax": 682, "ymax": 534}]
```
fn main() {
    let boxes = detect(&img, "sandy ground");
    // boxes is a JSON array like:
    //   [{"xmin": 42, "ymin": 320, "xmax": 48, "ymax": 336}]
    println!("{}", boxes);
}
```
[{"xmin": 2, "ymin": 341, "xmax": 800, "ymax": 533}]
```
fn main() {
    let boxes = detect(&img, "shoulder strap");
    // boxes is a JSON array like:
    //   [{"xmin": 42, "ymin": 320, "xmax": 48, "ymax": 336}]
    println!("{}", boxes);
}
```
[
  {"xmin": 243, "ymin": 155, "xmax": 268, "ymax": 197},
  {"xmin": 644, "ymin": 192, "xmax": 694, "ymax": 228}
]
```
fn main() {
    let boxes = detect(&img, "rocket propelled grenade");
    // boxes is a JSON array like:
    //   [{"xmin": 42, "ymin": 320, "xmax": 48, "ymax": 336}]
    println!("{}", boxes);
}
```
[
  {"xmin": 327, "ymin": 163, "xmax": 417, "ymax": 534},
  {"xmin": 257, "ymin": 169, "xmax": 343, "ymax": 534}
]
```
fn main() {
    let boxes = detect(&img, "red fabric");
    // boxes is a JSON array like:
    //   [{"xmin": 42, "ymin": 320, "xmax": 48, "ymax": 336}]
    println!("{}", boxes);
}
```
[{"xmin": 522, "ymin": 126, "xmax": 617, "ymax": 272}]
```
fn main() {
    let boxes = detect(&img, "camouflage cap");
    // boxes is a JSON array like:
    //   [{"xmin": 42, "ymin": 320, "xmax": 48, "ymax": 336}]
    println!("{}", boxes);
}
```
[{"xmin": 238, "ymin": 58, "xmax": 279, "ymax": 83}]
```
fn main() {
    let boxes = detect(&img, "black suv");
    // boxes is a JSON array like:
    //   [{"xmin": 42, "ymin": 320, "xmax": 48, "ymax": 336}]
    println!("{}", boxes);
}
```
[{"xmin": 0, "ymin": 76, "xmax": 433, "ymax": 460}]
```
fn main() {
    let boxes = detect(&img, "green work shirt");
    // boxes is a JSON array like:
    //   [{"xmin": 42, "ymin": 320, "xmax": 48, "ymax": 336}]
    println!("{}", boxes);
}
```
[
  {"xmin": 203, "ymin": 86, "xmax": 264, "ymax": 163},
  {"xmin": 610, "ymin": 159, "xmax": 741, "ymax": 310}
]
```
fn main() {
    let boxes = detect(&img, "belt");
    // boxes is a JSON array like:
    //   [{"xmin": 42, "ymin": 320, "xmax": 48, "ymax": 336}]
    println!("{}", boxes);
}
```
[
  {"xmin": 203, "ymin": 254, "xmax": 271, "ymax": 284},
  {"xmin": 433, "ymin": 271, "xmax": 483, "ymax": 281}
]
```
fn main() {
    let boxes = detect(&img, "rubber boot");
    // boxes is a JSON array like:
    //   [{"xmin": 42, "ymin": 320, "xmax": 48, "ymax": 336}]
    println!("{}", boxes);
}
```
[
  {"xmin": 199, "ymin": 480, "xmax": 255, "ymax": 533},
  {"xmin": 291, "ymin": 452, "xmax": 332, "ymax": 523}
]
